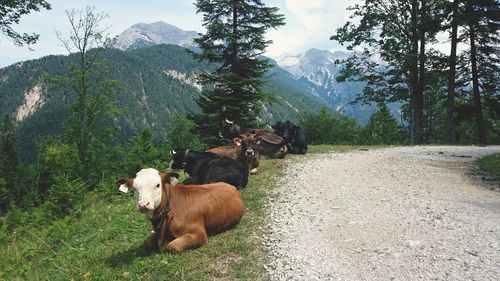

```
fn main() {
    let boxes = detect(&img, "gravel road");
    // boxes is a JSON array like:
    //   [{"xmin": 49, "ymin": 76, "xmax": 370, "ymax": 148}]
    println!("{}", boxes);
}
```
[{"xmin": 263, "ymin": 146, "xmax": 500, "ymax": 281}]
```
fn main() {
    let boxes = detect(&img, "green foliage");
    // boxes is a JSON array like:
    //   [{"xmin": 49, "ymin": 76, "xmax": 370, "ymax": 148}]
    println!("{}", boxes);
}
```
[
  {"xmin": 364, "ymin": 105, "xmax": 406, "ymax": 145},
  {"xmin": 0, "ymin": 0, "xmax": 51, "ymax": 46},
  {"xmin": 31, "ymin": 175, "xmax": 86, "ymax": 224},
  {"xmin": 36, "ymin": 140, "xmax": 81, "ymax": 194},
  {"xmin": 300, "ymin": 108, "xmax": 362, "ymax": 145},
  {"xmin": 0, "ymin": 177, "xmax": 9, "ymax": 215},
  {"xmin": 48, "ymin": 7, "xmax": 121, "ymax": 181},
  {"xmin": 122, "ymin": 128, "xmax": 161, "ymax": 177},
  {"xmin": 164, "ymin": 113, "xmax": 205, "ymax": 152},
  {"xmin": 191, "ymin": 0, "xmax": 285, "ymax": 144},
  {"xmin": 477, "ymin": 153, "xmax": 500, "ymax": 179},
  {"xmin": 0, "ymin": 204, "xmax": 28, "ymax": 234},
  {"xmin": 0, "ymin": 115, "xmax": 20, "ymax": 212}
]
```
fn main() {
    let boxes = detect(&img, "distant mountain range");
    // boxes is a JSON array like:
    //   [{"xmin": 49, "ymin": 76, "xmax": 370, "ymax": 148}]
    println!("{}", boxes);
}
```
[
  {"xmin": 111, "ymin": 22, "xmax": 395, "ymax": 123},
  {"xmin": 113, "ymin": 21, "xmax": 197, "ymax": 50},
  {"xmin": 276, "ymin": 48, "xmax": 401, "ymax": 123}
]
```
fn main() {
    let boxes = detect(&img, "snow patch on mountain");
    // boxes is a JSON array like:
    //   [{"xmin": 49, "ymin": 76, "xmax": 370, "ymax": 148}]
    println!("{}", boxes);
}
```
[{"xmin": 276, "ymin": 48, "xmax": 396, "ymax": 123}]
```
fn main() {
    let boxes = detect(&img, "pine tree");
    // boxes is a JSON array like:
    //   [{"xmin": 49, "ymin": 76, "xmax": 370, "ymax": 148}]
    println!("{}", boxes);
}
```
[
  {"xmin": 0, "ymin": 115, "xmax": 20, "ymax": 213},
  {"xmin": 190, "ymin": 0, "xmax": 285, "ymax": 143},
  {"xmin": 365, "ymin": 105, "xmax": 405, "ymax": 144}
]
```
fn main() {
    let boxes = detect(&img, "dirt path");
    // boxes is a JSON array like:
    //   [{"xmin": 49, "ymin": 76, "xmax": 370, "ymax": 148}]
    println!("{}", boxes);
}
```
[{"xmin": 263, "ymin": 146, "xmax": 500, "ymax": 281}]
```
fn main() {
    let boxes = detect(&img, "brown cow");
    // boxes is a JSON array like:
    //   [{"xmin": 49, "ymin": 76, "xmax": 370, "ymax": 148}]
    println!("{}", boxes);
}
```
[
  {"xmin": 116, "ymin": 168, "xmax": 244, "ymax": 253},
  {"xmin": 207, "ymin": 133, "xmax": 260, "ymax": 174},
  {"xmin": 219, "ymin": 119, "xmax": 287, "ymax": 159}
]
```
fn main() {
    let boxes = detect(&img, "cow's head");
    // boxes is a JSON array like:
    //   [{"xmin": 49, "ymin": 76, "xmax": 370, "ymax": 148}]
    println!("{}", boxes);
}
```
[
  {"xmin": 116, "ymin": 168, "xmax": 179, "ymax": 218},
  {"xmin": 281, "ymin": 121, "xmax": 297, "ymax": 141},
  {"xmin": 233, "ymin": 133, "xmax": 259, "ymax": 158},
  {"xmin": 272, "ymin": 121, "xmax": 284, "ymax": 135},
  {"xmin": 170, "ymin": 148, "xmax": 189, "ymax": 170},
  {"xmin": 219, "ymin": 118, "xmax": 239, "ymax": 139}
]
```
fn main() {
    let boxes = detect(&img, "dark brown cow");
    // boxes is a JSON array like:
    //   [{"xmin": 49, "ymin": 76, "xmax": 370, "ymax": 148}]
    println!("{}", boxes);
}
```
[
  {"xmin": 116, "ymin": 168, "xmax": 244, "ymax": 253},
  {"xmin": 254, "ymin": 131, "xmax": 287, "ymax": 159},
  {"xmin": 207, "ymin": 133, "xmax": 260, "ymax": 174},
  {"xmin": 219, "ymin": 119, "xmax": 288, "ymax": 159}
]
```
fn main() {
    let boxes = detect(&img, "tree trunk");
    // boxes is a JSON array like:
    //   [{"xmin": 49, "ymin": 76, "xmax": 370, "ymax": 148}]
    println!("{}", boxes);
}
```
[
  {"xmin": 417, "ymin": 0, "xmax": 426, "ymax": 143},
  {"xmin": 231, "ymin": 0, "xmax": 238, "ymax": 74},
  {"xmin": 447, "ymin": 0, "xmax": 459, "ymax": 143},
  {"xmin": 469, "ymin": 18, "xmax": 487, "ymax": 145},
  {"xmin": 410, "ymin": 0, "xmax": 423, "ymax": 144}
]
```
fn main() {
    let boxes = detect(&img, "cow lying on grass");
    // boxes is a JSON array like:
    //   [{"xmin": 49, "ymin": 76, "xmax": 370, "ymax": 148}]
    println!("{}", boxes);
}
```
[
  {"xmin": 116, "ymin": 168, "xmax": 244, "ymax": 253},
  {"xmin": 170, "ymin": 148, "xmax": 249, "ymax": 189},
  {"xmin": 272, "ymin": 120, "xmax": 308, "ymax": 154},
  {"xmin": 219, "ymin": 119, "xmax": 288, "ymax": 159},
  {"xmin": 207, "ymin": 133, "xmax": 260, "ymax": 174}
]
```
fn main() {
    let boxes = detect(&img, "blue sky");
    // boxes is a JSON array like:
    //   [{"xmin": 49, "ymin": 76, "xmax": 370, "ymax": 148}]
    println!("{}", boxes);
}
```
[{"xmin": 0, "ymin": 0, "xmax": 357, "ymax": 67}]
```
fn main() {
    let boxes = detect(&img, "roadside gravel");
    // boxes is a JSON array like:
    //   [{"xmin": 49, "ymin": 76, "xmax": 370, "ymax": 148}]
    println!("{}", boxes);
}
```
[{"xmin": 263, "ymin": 146, "xmax": 500, "ymax": 281}]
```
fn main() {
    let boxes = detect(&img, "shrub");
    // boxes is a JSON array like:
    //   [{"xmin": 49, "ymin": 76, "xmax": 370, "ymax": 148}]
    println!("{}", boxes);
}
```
[
  {"xmin": 32, "ymin": 175, "xmax": 86, "ymax": 224},
  {"xmin": 364, "ymin": 105, "xmax": 406, "ymax": 144},
  {"xmin": 299, "ymin": 108, "xmax": 362, "ymax": 144},
  {"xmin": 164, "ymin": 113, "xmax": 205, "ymax": 151}
]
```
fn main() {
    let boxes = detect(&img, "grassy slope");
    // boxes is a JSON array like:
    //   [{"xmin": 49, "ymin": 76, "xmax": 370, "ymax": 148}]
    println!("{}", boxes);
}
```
[
  {"xmin": 0, "ymin": 159, "xmax": 287, "ymax": 281},
  {"xmin": 477, "ymin": 153, "xmax": 500, "ymax": 179}
]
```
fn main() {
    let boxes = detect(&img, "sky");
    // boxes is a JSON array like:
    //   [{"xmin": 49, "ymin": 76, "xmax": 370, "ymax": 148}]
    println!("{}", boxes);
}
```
[{"xmin": 0, "ymin": 0, "xmax": 358, "ymax": 68}]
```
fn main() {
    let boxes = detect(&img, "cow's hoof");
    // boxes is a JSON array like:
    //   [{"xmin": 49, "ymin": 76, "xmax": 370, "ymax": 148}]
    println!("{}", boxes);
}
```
[{"xmin": 250, "ymin": 168, "xmax": 258, "ymax": 174}]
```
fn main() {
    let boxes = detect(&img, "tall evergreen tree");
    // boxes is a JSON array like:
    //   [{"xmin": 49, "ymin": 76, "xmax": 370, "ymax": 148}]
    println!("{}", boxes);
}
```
[
  {"xmin": 462, "ymin": 0, "xmax": 499, "ymax": 145},
  {"xmin": 0, "ymin": 115, "xmax": 20, "ymax": 213},
  {"xmin": 365, "ymin": 105, "xmax": 405, "ymax": 144},
  {"xmin": 191, "ymin": 0, "xmax": 285, "ymax": 143}
]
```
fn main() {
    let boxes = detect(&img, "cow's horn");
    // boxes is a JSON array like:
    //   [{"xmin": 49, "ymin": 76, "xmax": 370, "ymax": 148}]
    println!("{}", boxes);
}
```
[
  {"xmin": 225, "ymin": 118, "xmax": 234, "ymax": 124},
  {"xmin": 170, "ymin": 150, "xmax": 176, "ymax": 155}
]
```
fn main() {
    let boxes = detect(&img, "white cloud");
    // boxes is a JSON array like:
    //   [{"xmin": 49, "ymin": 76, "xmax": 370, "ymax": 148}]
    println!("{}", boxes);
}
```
[
  {"xmin": 263, "ymin": 0, "xmax": 359, "ymax": 58},
  {"xmin": 265, "ymin": 28, "xmax": 307, "ymax": 57},
  {"xmin": 284, "ymin": 0, "xmax": 355, "ymax": 31}
]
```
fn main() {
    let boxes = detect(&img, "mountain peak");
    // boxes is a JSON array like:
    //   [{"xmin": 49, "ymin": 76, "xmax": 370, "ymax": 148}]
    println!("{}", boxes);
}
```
[{"xmin": 113, "ymin": 21, "xmax": 197, "ymax": 51}]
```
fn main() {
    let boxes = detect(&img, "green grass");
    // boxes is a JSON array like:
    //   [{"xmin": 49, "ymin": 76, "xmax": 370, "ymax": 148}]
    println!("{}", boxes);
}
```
[
  {"xmin": 0, "ymin": 145, "xmax": 369, "ymax": 280},
  {"xmin": 477, "ymin": 153, "xmax": 500, "ymax": 179},
  {"xmin": 0, "ymin": 160, "xmax": 286, "ymax": 281}
]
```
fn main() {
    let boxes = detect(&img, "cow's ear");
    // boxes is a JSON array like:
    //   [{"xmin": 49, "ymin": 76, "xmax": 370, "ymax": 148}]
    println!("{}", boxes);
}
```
[
  {"xmin": 116, "ymin": 178, "xmax": 133, "ymax": 193},
  {"xmin": 168, "ymin": 172, "xmax": 180, "ymax": 179},
  {"xmin": 116, "ymin": 178, "xmax": 133, "ymax": 186},
  {"xmin": 168, "ymin": 172, "xmax": 180, "ymax": 185},
  {"xmin": 233, "ymin": 137, "xmax": 242, "ymax": 146},
  {"xmin": 160, "ymin": 172, "xmax": 180, "ymax": 186}
]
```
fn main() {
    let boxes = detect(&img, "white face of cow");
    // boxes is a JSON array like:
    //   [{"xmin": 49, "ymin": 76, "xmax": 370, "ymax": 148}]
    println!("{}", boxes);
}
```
[{"xmin": 132, "ymin": 168, "xmax": 163, "ymax": 218}]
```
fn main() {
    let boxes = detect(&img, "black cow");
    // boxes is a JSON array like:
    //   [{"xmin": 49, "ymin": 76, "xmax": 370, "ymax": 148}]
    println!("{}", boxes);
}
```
[
  {"xmin": 272, "ymin": 121, "xmax": 307, "ymax": 154},
  {"xmin": 170, "ymin": 148, "xmax": 248, "ymax": 189}
]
